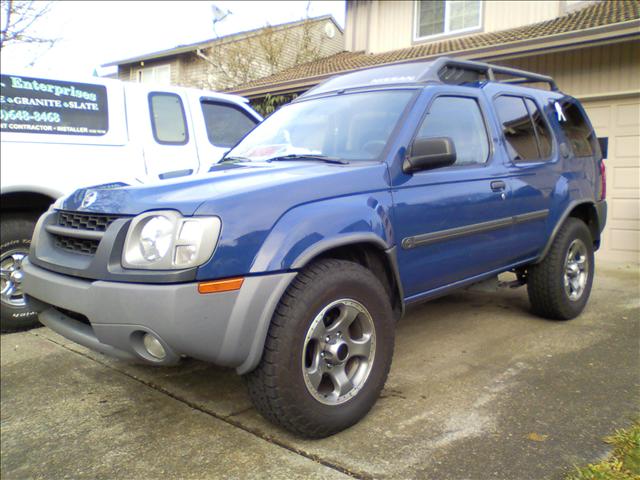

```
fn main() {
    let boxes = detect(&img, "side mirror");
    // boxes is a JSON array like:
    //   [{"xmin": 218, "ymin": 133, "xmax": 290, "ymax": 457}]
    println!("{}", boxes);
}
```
[
  {"xmin": 404, "ymin": 137, "xmax": 456, "ymax": 173},
  {"xmin": 598, "ymin": 137, "xmax": 608, "ymax": 159}
]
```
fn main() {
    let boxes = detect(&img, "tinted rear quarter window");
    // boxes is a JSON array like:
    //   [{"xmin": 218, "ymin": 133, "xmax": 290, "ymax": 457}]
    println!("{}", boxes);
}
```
[
  {"xmin": 525, "ymin": 98, "xmax": 552, "ymax": 158},
  {"xmin": 417, "ymin": 96, "xmax": 489, "ymax": 166},
  {"xmin": 149, "ymin": 93, "xmax": 188, "ymax": 145},
  {"xmin": 201, "ymin": 101, "xmax": 258, "ymax": 148},
  {"xmin": 494, "ymin": 95, "xmax": 539, "ymax": 162},
  {"xmin": 556, "ymin": 101, "xmax": 595, "ymax": 157}
]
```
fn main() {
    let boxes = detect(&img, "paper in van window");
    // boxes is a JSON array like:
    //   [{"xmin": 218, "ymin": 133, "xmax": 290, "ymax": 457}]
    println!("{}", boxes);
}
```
[{"xmin": 0, "ymin": 74, "xmax": 108, "ymax": 136}]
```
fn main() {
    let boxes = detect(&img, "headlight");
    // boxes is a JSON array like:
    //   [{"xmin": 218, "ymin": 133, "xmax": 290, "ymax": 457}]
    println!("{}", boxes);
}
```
[
  {"xmin": 122, "ymin": 210, "xmax": 221, "ymax": 270},
  {"xmin": 140, "ymin": 215, "xmax": 174, "ymax": 261}
]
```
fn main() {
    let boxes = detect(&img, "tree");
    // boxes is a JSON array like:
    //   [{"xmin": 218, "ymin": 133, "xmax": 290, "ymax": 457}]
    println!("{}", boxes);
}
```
[
  {"xmin": 0, "ymin": 0, "xmax": 56, "ymax": 50},
  {"xmin": 195, "ymin": 3, "xmax": 327, "ymax": 92}
]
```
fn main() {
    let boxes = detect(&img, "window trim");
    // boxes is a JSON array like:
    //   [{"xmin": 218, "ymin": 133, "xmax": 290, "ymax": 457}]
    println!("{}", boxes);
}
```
[
  {"xmin": 413, "ymin": 0, "xmax": 484, "ymax": 43},
  {"xmin": 493, "ymin": 93, "xmax": 556, "ymax": 165},
  {"xmin": 148, "ymin": 92, "xmax": 189, "ymax": 146},
  {"xmin": 200, "ymin": 99, "xmax": 259, "ymax": 148},
  {"xmin": 409, "ymin": 92, "xmax": 493, "ymax": 171}
]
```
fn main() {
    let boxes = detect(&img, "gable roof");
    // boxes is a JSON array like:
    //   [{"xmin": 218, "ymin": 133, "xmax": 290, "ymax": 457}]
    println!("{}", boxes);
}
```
[
  {"xmin": 228, "ymin": 0, "xmax": 640, "ymax": 96},
  {"xmin": 102, "ymin": 15, "xmax": 342, "ymax": 67}
]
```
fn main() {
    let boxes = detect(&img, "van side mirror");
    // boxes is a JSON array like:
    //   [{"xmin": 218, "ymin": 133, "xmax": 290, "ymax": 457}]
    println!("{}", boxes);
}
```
[
  {"xmin": 404, "ymin": 137, "xmax": 456, "ymax": 173},
  {"xmin": 598, "ymin": 137, "xmax": 608, "ymax": 159}
]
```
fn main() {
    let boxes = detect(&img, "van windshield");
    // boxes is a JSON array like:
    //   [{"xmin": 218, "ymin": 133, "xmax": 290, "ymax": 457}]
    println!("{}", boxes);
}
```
[{"xmin": 226, "ymin": 90, "xmax": 415, "ymax": 162}]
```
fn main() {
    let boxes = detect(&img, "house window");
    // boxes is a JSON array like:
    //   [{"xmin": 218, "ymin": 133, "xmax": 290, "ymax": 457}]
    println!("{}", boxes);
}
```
[
  {"xmin": 415, "ymin": 1, "xmax": 481, "ymax": 40},
  {"xmin": 136, "ymin": 64, "xmax": 171, "ymax": 85}
]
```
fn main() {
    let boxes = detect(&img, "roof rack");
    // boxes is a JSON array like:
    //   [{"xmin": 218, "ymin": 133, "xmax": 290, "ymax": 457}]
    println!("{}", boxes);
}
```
[
  {"xmin": 425, "ymin": 57, "xmax": 559, "ymax": 91},
  {"xmin": 298, "ymin": 56, "xmax": 559, "ymax": 99}
]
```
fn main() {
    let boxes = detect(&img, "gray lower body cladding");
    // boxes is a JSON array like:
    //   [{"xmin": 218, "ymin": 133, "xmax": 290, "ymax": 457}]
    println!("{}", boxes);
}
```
[{"xmin": 22, "ymin": 258, "xmax": 296, "ymax": 374}]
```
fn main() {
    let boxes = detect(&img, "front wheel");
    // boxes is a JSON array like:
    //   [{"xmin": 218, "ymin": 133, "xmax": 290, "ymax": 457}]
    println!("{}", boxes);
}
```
[
  {"xmin": 1, "ymin": 213, "xmax": 41, "ymax": 333},
  {"xmin": 527, "ymin": 218, "xmax": 595, "ymax": 320},
  {"xmin": 246, "ymin": 259, "xmax": 395, "ymax": 438}
]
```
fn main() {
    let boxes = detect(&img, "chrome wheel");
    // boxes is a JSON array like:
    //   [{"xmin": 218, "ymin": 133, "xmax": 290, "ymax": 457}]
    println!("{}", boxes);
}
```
[
  {"xmin": 564, "ymin": 239, "xmax": 588, "ymax": 301},
  {"xmin": 1, "ymin": 249, "xmax": 28, "ymax": 308},
  {"xmin": 302, "ymin": 299, "xmax": 376, "ymax": 405}
]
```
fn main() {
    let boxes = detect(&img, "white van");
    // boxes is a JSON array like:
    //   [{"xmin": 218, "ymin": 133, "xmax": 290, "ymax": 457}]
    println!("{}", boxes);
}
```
[{"xmin": 0, "ymin": 72, "xmax": 262, "ymax": 330}]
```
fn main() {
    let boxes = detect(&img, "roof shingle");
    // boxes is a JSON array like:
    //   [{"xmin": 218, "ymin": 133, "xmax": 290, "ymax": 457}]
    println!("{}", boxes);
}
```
[{"xmin": 229, "ymin": 0, "xmax": 640, "ymax": 93}]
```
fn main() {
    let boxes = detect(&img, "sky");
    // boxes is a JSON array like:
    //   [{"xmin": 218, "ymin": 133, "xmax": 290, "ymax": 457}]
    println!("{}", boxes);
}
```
[{"xmin": 1, "ymin": 1, "xmax": 346, "ymax": 77}]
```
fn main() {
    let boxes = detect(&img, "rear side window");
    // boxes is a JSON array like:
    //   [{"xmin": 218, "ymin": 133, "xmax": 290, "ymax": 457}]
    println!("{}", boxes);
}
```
[
  {"xmin": 494, "ymin": 95, "xmax": 551, "ymax": 162},
  {"xmin": 555, "ymin": 101, "xmax": 596, "ymax": 157},
  {"xmin": 201, "ymin": 101, "xmax": 258, "ymax": 148},
  {"xmin": 149, "ymin": 92, "xmax": 188, "ymax": 145},
  {"xmin": 417, "ymin": 96, "xmax": 489, "ymax": 166},
  {"xmin": 525, "ymin": 98, "xmax": 552, "ymax": 158}
]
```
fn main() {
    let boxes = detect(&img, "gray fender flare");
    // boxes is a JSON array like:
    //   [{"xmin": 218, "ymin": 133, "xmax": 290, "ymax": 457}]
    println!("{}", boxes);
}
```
[{"xmin": 534, "ymin": 199, "xmax": 600, "ymax": 263}]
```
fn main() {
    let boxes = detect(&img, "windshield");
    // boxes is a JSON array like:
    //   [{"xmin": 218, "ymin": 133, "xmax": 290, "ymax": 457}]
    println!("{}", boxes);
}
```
[{"xmin": 227, "ymin": 90, "xmax": 415, "ymax": 162}]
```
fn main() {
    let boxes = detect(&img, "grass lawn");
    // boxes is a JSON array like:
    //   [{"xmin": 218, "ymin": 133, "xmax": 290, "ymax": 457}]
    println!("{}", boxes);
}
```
[{"xmin": 566, "ymin": 420, "xmax": 640, "ymax": 480}]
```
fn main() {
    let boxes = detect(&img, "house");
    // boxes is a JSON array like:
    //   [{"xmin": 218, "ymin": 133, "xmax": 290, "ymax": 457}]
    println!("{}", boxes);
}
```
[
  {"xmin": 102, "ymin": 15, "xmax": 344, "ymax": 91},
  {"xmin": 228, "ymin": 1, "xmax": 640, "ymax": 264}
]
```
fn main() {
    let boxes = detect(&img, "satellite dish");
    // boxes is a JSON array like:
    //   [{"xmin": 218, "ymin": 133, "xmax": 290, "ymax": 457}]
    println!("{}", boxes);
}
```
[{"xmin": 211, "ymin": 4, "xmax": 230, "ymax": 23}]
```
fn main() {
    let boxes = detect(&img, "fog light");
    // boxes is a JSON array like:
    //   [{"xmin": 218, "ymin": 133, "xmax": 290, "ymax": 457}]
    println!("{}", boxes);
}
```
[{"xmin": 143, "ymin": 333, "xmax": 166, "ymax": 360}]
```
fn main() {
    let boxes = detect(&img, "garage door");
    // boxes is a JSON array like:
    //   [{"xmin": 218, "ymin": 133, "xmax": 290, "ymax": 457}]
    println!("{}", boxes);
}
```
[{"xmin": 582, "ymin": 95, "xmax": 640, "ymax": 264}]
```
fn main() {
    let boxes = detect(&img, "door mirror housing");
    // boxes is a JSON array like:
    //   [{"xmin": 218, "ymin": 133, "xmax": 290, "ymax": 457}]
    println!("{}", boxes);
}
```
[{"xmin": 404, "ymin": 137, "xmax": 456, "ymax": 173}]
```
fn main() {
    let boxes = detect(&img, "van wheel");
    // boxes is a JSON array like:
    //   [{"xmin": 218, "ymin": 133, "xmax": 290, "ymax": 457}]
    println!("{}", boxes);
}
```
[
  {"xmin": 1, "ymin": 213, "xmax": 41, "ymax": 333},
  {"xmin": 527, "ymin": 218, "xmax": 594, "ymax": 320},
  {"xmin": 246, "ymin": 259, "xmax": 395, "ymax": 438}
]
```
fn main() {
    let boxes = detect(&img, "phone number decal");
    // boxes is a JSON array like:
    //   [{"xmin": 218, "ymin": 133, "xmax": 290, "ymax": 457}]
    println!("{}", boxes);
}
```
[{"xmin": 0, "ymin": 109, "xmax": 61, "ymax": 123}]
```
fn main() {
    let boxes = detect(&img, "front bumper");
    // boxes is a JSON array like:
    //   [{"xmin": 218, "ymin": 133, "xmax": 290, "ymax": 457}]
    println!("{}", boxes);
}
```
[{"xmin": 22, "ymin": 258, "xmax": 295, "ymax": 374}]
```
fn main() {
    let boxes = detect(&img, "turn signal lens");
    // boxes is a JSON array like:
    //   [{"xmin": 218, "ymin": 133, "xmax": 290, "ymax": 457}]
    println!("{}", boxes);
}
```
[{"xmin": 198, "ymin": 277, "xmax": 244, "ymax": 294}]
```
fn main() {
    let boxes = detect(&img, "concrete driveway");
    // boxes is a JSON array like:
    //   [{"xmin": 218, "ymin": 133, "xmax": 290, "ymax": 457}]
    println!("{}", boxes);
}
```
[{"xmin": 1, "ymin": 262, "xmax": 638, "ymax": 479}]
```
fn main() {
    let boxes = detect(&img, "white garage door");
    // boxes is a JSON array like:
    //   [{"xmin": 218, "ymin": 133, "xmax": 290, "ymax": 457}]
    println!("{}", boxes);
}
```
[{"xmin": 582, "ymin": 95, "xmax": 640, "ymax": 264}]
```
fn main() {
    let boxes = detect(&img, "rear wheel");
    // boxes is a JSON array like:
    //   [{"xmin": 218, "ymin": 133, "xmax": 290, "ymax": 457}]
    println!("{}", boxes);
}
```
[
  {"xmin": 527, "ymin": 218, "xmax": 594, "ymax": 320},
  {"xmin": 246, "ymin": 259, "xmax": 395, "ymax": 438},
  {"xmin": 1, "ymin": 213, "xmax": 41, "ymax": 332}
]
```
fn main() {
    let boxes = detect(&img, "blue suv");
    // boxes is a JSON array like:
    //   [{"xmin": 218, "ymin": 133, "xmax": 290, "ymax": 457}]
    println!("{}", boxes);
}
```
[{"xmin": 22, "ymin": 58, "xmax": 607, "ymax": 438}]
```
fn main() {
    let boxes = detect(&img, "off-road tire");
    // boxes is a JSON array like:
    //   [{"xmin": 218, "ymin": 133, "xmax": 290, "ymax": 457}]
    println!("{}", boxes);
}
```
[
  {"xmin": 246, "ymin": 259, "xmax": 395, "ymax": 438},
  {"xmin": 527, "ymin": 218, "xmax": 594, "ymax": 320},
  {"xmin": 1, "ymin": 213, "xmax": 41, "ymax": 333}
]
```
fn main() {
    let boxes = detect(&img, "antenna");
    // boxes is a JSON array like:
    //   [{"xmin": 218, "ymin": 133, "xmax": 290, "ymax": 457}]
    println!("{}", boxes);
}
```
[{"xmin": 211, "ymin": 4, "xmax": 231, "ymax": 37}]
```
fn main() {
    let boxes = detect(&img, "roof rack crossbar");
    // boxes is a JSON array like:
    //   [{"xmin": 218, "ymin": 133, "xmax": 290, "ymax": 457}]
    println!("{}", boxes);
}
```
[{"xmin": 426, "ymin": 57, "xmax": 559, "ymax": 91}]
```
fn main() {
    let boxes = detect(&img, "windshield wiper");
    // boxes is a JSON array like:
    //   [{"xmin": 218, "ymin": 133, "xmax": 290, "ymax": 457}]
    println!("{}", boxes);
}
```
[
  {"xmin": 219, "ymin": 155, "xmax": 252, "ymax": 163},
  {"xmin": 267, "ymin": 154, "xmax": 349, "ymax": 165}
]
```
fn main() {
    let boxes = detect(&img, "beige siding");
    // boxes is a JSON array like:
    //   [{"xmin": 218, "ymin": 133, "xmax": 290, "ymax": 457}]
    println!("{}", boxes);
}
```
[
  {"xmin": 346, "ymin": 0, "xmax": 565, "ymax": 54},
  {"xmin": 496, "ymin": 41, "xmax": 640, "ymax": 99},
  {"xmin": 483, "ymin": 1, "xmax": 560, "ymax": 33},
  {"xmin": 369, "ymin": 1, "xmax": 414, "ymax": 53},
  {"xmin": 346, "ymin": 1, "xmax": 376, "ymax": 51}
]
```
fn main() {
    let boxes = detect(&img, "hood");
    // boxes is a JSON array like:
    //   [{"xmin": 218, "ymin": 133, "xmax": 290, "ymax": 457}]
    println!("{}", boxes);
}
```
[{"xmin": 60, "ymin": 161, "xmax": 388, "ymax": 216}]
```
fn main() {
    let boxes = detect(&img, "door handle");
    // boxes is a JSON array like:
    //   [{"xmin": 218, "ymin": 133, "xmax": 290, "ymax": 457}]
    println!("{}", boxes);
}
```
[{"xmin": 491, "ymin": 180, "xmax": 506, "ymax": 192}]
